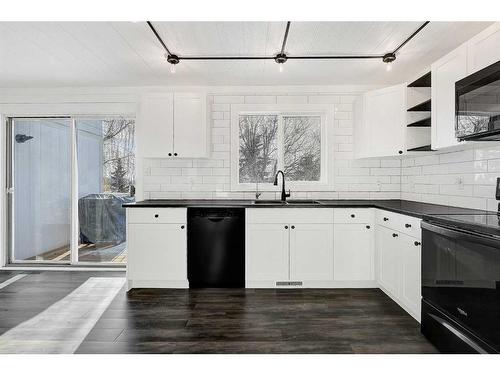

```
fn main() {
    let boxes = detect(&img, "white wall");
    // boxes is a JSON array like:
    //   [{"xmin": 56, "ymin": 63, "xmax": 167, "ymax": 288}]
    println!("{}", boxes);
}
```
[
  {"xmin": 401, "ymin": 143, "xmax": 500, "ymax": 211},
  {"xmin": 142, "ymin": 90, "xmax": 402, "ymax": 200}
]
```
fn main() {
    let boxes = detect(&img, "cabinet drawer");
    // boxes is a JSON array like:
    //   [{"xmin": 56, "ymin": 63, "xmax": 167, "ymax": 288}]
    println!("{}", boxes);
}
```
[
  {"xmin": 376, "ymin": 209, "xmax": 421, "ymax": 239},
  {"xmin": 127, "ymin": 208, "xmax": 186, "ymax": 224},
  {"xmin": 334, "ymin": 208, "xmax": 373, "ymax": 224},
  {"xmin": 246, "ymin": 208, "xmax": 334, "ymax": 224}
]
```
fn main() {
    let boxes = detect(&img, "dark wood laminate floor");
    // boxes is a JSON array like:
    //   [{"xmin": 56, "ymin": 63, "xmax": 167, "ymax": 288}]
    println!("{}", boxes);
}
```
[{"xmin": 0, "ymin": 271, "xmax": 437, "ymax": 354}]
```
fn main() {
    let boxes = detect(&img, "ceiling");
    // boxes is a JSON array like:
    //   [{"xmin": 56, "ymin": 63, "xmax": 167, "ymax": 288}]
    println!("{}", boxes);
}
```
[{"xmin": 0, "ymin": 21, "xmax": 493, "ymax": 87}]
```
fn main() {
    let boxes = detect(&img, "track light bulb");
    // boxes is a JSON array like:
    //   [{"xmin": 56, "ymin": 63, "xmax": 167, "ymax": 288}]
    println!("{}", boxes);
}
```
[
  {"xmin": 279, "ymin": 64, "xmax": 284, "ymax": 73},
  {"xmin": 386, "ymin": 63, "xmax": 392, "ymax": 72},
  {"xmin": 170, "ymin": 64, "xmax": 176, "ymax": 74}
]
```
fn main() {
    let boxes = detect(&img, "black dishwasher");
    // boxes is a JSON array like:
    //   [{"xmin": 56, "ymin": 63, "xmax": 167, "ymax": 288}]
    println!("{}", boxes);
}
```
[{"xmin": 187, "ymin": 207, "xmax": 245, "ymax": 288}]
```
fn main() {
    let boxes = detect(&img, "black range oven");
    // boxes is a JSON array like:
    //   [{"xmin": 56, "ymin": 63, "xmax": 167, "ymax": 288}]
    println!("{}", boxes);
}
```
[{"xmin": 421, "ymin": 220, "xmax": 500, "ymax": 353}]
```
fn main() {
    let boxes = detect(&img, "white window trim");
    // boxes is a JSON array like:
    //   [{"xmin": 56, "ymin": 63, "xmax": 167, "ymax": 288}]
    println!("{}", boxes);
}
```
[{"xmin": 230, "ymin": 103, "xmax": 334, "ymax": 192}]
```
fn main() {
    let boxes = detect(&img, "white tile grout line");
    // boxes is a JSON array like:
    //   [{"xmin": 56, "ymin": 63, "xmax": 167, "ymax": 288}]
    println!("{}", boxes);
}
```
[
  {"xmin": 0, "ymin": 277, "xmax": 125, "ymax": 354},
  {"xmin": 0, "ymin": 274, "xmax": 27, "ymax": 290}
]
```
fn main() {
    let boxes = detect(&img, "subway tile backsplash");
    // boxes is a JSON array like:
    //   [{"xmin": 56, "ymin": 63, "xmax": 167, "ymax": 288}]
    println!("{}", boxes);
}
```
[{"xmin": 142, "ymin": 91, "xmax": 500, "ymax": 211}]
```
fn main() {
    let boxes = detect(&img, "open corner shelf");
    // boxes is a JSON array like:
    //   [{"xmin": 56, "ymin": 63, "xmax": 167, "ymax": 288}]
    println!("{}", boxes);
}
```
[
  {"xmin": 407, "ymin": 117, "xmax": 431, "ymax": 127},
  {"xmin": 407, "ymin": 72, "xmax": 431, "ymax": 88},
  {"xmin": 407, "ymin": 99, "xmax": 431, "ymax": 112},
  {"xmin": 407, "ymin": 144, "xmax": 433, "ymax": 152}
]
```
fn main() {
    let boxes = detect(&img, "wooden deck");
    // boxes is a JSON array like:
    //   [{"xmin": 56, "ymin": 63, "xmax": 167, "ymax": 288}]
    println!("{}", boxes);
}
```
[{"xmin": 25, "ymin": 242, "xmax": 127, "ymax": 263}]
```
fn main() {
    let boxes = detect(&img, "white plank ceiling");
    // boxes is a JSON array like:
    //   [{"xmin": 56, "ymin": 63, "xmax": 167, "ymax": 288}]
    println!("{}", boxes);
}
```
[{"xmin": 0, "ymin": 21, "xmax": 493, "ymax": 87}]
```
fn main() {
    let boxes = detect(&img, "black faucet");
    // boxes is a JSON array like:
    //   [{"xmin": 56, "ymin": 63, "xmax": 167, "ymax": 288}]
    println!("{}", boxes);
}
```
[{"xmin": 274, "ymin": 170, "xmax": 290, "ymax": 202}]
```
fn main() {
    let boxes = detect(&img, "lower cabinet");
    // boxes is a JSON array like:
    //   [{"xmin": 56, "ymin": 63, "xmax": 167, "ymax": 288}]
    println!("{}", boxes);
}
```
[
  {"xmin": 245, "ymin": 219, "xmax": 334, "ymax": 286},
  {"xmin": 290, "ymin": 224, "xmax": 334, "ymax": 281},
  {"xmin": 127, "ymin": 208, "xmax": 188, "ymax": 289},
  {"xmin": 334, "ymin": 223, "xmax": 374, "ymax": 281},
  {"xmin": 246, "ymin": 223, "xmax": 290, "ymax": 281},
  {"xmin": 376, "ymin": 221, "xmax": 422, "ymax": 322}
]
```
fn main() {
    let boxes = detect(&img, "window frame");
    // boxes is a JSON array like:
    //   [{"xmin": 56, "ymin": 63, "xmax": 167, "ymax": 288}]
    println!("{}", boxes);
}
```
[{"xmin": 230, "ymin": 104, "xmax": 333, "ymax": 192}]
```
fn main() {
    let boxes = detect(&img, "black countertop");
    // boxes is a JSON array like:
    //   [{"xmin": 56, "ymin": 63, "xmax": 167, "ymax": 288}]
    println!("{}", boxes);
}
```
[{"xmin": 123, "ymin": 199, "xmax": 492, "ymax": 219}]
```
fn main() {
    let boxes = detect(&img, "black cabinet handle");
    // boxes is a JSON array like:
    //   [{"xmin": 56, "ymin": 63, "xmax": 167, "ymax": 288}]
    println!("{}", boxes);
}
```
[
  {"xmin": 174, "ymin": 153, "xmax": 178, "ymax": 156},
  {"xmin": 414, "ymin": 241, "xmax": 421, "ymax": 246},
  {"xmin": 405, "ymin": 223, "xmax": 411, "ymax": 228},
  {"xmin": 383, "ymin": 217, "xmax": 389, "ymax": 221},
  {"xmin": 181, "ymin": 225, "xmax": 185, "ymax": 229},
  {"xmin": 154, "ymin": 214, "xmax": 159, "ymax": 218},
  {"xmin": 291, "ymin": 225, "xmax": 295, "ymax": 229},
  {"xmin": 350, "ymin": 214, "xmax": 355, "ymax": 218},
  {"xmin": 398, "ymin": 150, "xmax": 403, "ymax": 154},
  {"xmin": 392, "ymin": 233, "xmax": 398, "ymax": 238},
  {"xmin": 168, "ymin": 153, "xmax": 172, "ymax": 156},
  {"xmin": 366, "ymin": 225, "xmax": 370, "ymax": 229},
  {"xmin": 285, "ymin": 225, "xmax": 288, "ymax": 229}
]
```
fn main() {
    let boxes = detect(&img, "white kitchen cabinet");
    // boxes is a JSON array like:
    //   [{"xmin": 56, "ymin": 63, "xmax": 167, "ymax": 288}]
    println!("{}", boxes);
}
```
[
  {"xmin": 334, "ymin": 223, "xmax": 374, "ymax": 281},
  {"xmin": 467, "ymin": 22, "xmax": 500, "ymax": 74},
  {"xmin": 431, "ymin": 44, "xmax": 468, "ymax": 149},
  {"xmin": 137, "ymin": 93, "xmax": 174, "ymax": 158},
  {"xmin": 290, "ymin": 224, "xmax": 334, "ymax": 281},
  {"xmin": 246, "ymin": 223, "xmax": 290, "ymax": 282},
  {"xmin": 376, "ymin": 225, "xmax": 401, "ymax": 298},
  {"xmin": 126, "ymin": 208, "xmax": 188, "ymax": 289},
  {"xmin": 127, "ymin": 223, "xmax": 187, "ymax": 286},
  {"xmin": 138, "ymin": 91, "xmax": 208, "ymax": 158},
  {"xmin": 173, "ymin": 92, "xmax": 209, "ymax": 158},
  {"xmin": 400, "ymin": 234, "xmax": 422, "ymax": 320},
  {"xmin": 354, "ymin": 84, "xmax": 406, "ymax": 158}
]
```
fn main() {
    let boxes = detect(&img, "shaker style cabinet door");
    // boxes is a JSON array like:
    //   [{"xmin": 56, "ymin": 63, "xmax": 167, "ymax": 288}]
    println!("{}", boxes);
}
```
[
  {"xmin": 246, "ymin": 224, "xmax": 290, "ymax": 282},
  {"xmin": 173, "ymin": 92, "xmax": 208, "ymax": 158},
  {"xmin": 137, "ymin": 93, "xmax": 174, "ymax": 158},
  {"xmin": 127, "ymin": 223, "xmax": 186, "ymax": 281},
  {"xmin": 376, "ymin": 226, "xmax": 401, "ymax": 298},
  {"xmin": 467, "ymin": 23, "xmax": 500, "ymax": 74},
  {"xmin": 334, "ymin": 224, "xmax": 374, "ymax": 281},
  {"xmin": 289, "ymin": 224, "xmax": 334, "ymax": 281},
  {"xmin": 365, "ymin": 84, "xmax": 406, "ymax": 157},
  {"xmin": 431, "ymin": 44, "xmax": 467, "ymax": 149},
  {"xmin": 400, "ymin": 234, "xmax": 422, "ymax": 320}
]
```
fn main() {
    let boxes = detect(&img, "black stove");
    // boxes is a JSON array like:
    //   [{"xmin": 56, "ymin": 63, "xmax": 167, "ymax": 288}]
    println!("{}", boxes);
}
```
[{"xmin": 423, "ymin": 212, "xmax": 500, "ymax": 238}]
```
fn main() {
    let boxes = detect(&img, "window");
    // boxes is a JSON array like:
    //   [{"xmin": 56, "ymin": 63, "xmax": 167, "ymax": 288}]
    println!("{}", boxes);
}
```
[{"xmin": 232, "ymin": 104, "xmax": 330, "ymax": 190}]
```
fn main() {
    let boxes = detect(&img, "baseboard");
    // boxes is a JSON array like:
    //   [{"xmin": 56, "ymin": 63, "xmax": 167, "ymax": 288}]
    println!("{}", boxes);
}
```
[
  {"xmin": 245, "ymin": 280, "xmax": 378, "ymax": 288},
  {"xmin": 127, "ymin": 279, "xmax": 189, "ymax": 290}
]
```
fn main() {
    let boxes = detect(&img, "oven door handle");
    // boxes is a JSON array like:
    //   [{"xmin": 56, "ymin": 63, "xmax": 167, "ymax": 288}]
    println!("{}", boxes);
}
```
[{"xmin": 422, "ymin": 221, "xmax": 500, "ymax": 248}]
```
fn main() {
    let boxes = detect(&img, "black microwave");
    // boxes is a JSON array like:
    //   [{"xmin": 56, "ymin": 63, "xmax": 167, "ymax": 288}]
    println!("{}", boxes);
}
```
[{"xmin": 456, "ymin": 60, "xmax": 500, "ymax": 141}]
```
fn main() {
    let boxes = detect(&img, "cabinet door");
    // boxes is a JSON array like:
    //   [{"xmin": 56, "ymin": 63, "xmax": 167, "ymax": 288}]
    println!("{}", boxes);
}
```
[
  {"xmin": 127, "ymin": 223, "xmax": 186, "ymax": 281},
  {"xmin": 431, "ymin": 44, "xmax": 467, "ymax": 149},
  {"xmin": 376, "ymin": 226, "xmax": 400, "ymax": 297},
  {"xmin": 138, "ymin": 93, "xmax": 174, "ymax": 157},
  {"xmin": 467, "ymin": 23, "xmax": 500, "ymax": 74},
  {"xmin": 173, "ymin": 92, "xmax": 208, "ymax": 158},
  {"xmin": 334, "ymin": 224, "xmax": 374, "ymax": 281},
  {"xmin": 365, "ymin": 84, "xmax": 406, "ymax": 157},
  {"xmin": 246, "ymin": 224, "xmax": 289, "ymax": 281},
  {"xmin": 290, "ymin": 224, "xmax": 334, "ymax": 281},
  {"xmin": 400, "ymin": 234, "xmax": 422, "ymax": 320},
  {"xmin": 353, "ymin": 96, "xmax": 370, "ymax": 159}
]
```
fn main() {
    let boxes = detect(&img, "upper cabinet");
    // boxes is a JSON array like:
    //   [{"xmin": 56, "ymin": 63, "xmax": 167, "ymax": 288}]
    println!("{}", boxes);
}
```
[
  {"xmin": 467, "ymin": 23, "xmax": 500, "ymax": 74},
  {"xmin": 138, "ymin": 92, "xmax": 209, "ymax": 158},
  {"xmin": 354, "ymin": 84, "xmax": 406, "ymax": 158},
  {"xmin": 431, "ymin": 44, "xmax": 468, "ymax": 149}
]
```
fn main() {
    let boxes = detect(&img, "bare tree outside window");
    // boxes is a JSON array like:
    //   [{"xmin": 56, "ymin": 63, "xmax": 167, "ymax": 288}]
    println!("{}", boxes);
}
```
[
  {"xmin": 102, "ymin": 118, "xmax": 135, "ymax": 194},
  {"xmin": 283, "ymin": 116, "xmax": 321, "ymax": 181},
  {"xmin": 239, "ymin": 115, "xmax": 278, "ymax": 183}
]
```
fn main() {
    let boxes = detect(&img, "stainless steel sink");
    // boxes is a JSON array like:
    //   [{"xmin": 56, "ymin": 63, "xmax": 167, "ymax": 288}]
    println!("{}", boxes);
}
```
[{"xmin": 252, "ymin": 199, "xmax": 320, "ymax": 205}]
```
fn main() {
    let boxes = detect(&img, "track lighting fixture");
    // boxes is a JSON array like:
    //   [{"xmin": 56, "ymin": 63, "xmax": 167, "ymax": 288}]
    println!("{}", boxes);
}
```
[
  {"xmin": 146, "ymin": 21, "xmax": 430, "ymax": 73},
  {"xmin": 275, "ymin": 53, "xmax": 288, "ymax": 72},
  {"xmin": 166, "ymin": 54, "xmax": 179, "ymax": 74},
  {"xmin": 383, "ymin": 52, "xmax": 396, "ymax": 71}
]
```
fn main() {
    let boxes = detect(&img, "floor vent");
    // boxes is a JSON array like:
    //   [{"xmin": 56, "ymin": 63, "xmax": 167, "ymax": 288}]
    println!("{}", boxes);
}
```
[{"xmin": 276, "ymin": 281, "xmax": 303, "ymax": 286}]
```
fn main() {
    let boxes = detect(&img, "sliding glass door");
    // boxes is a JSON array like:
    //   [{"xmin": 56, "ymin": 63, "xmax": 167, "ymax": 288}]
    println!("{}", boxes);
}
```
[
  {"xmin": 9, "ymin": 118, "xmax": 72, "ymax": 262},
  {"xmin": 7, "ymin": 116, "xmax": 135, "ymax": 265}
]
